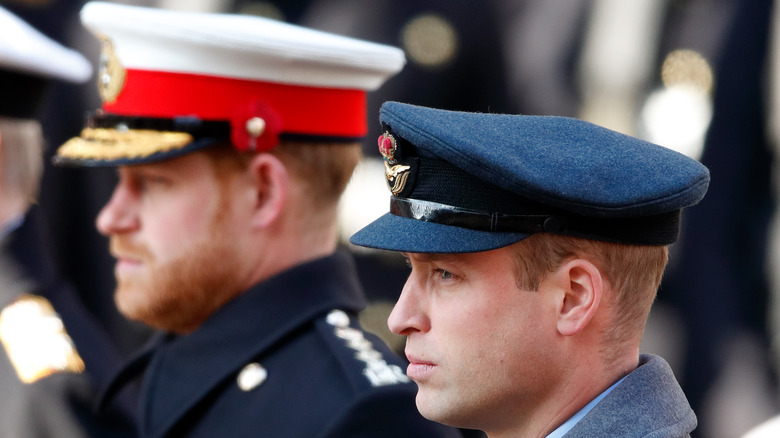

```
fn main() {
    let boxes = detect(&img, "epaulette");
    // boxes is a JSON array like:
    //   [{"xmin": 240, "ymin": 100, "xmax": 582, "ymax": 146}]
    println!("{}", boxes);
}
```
[
  {"xmin": 0, "ymin": 294, "xmax": 85, "ymax": 383},
  {"xmin": 317, "ymin": 309, "xmax": 410, "ymax": 388}
]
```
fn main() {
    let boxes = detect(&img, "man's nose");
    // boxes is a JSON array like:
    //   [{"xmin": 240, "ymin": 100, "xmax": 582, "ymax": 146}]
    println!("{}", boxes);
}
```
[
  {"xmin": 388, "ymin": 278, "xmax": 430, "ymax": 336},
  {"xmin": 96, "ymin": 181, "xmax": 140, "ymax": 236}
]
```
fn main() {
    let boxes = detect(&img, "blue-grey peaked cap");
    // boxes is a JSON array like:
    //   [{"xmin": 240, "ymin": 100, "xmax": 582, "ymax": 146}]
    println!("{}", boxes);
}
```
[{"xmin": 349, "ymin": 102, "xmax": 710, "ymax": 253}]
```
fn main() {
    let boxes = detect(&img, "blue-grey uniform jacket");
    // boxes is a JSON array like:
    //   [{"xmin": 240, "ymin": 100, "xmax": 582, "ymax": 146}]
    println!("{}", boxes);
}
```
[
  {"xmin": 99, "ymin": 250, "xmax": 461, "ymax": 438},
  {"xmin": 565, "ymin": 354, "xmax": 696, "ymax": 437}
]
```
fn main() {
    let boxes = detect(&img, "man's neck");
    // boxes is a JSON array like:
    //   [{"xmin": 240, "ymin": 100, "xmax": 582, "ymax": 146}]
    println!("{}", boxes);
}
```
[
  {"xmin": 487, "ymin": 352, "xmax": 639, "ymax": 438},
  {"xmin": 242, "ymin": 220, "xmax": 338, "ymax": 291}
]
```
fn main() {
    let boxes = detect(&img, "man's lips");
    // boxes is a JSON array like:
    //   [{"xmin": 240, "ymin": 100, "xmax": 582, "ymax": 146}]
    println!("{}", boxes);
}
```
[
  {"xmin": 406, "ymin": 352, "xmax": 436, "ymax": 381},
  {"xmin": 110, "ymin": 239, "xmax": 152, "ymax": 266},
  {"xmin": 113, "ymin": 254, "xmax": 144, "ymax": 272}
]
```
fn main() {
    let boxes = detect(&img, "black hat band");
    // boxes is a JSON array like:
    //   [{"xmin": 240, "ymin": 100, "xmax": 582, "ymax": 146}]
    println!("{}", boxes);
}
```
[
  {"xmin": 390, "ymin": 197, "xmax": 567, "ymax": 233},
  {"xmin": 390, "ymin": 150, "xmax": 681, "ymax": 245},
  {"xmin": 389, "ymin": 196, "xmax": 680, "ymax": 245}
]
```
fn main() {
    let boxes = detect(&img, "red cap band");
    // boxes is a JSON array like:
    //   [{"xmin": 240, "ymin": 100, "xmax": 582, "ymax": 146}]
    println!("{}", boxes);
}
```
[{"xmin": 104, "ymin": 69, "xmax": 368, "ymax": 138}]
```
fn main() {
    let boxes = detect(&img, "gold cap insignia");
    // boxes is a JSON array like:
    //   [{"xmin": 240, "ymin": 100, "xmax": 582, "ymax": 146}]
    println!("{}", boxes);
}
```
[
  {"xmin": 97, "ymin": 35, "xmax": 126, "ymax": 104},
  {"xmin": 378, "ymin": 132, "xmax": 411, "ymax": 195},
  {"xmin": 0, "ymin": 295, "xmax": 85, "ymax": 384}
]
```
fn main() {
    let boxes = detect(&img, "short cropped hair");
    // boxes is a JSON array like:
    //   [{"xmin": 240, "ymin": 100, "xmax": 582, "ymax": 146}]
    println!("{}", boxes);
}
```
[
  {"xmin": 203, "ymin": 140, "xmax": 362, "ymax": 212},
  {"xmin": 511, "ymin": 233, "xmax": 668, "ymax": 363},
  {"xmin": 0, "ymin": 117, "xmax": 44, "ymax": 209},
  {"xmin": 271, "ymin": 141, "xmax": 362, "ymax": 210}
]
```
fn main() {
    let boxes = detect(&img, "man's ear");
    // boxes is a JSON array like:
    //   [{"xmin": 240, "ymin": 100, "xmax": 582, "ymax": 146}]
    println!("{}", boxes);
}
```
[
  {"xmin": 552, "ymin": 259, "xmax": 603, "ymax": 337},
  {"xmin": 246, "ymin": 152, "xmax": 288, "ymax": 229}
]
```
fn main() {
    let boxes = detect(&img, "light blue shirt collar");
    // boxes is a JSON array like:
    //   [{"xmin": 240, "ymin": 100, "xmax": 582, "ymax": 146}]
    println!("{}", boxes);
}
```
[{"xmin": 545, "ymin": 376, "xmax": 627, "ymax": 438}]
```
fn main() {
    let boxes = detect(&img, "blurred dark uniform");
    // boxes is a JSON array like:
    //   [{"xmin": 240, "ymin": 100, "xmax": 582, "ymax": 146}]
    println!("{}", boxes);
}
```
[
  {"xmin": 0, "ymin": 5, "xmax": 134, "ymax": 436},
  {"xmin": 100, "ymin": 251, "xmax": 460, "ymax": 437},
  {"xmin": 0, "ymin": 209, "xmax": 134, "ymax": 437}
]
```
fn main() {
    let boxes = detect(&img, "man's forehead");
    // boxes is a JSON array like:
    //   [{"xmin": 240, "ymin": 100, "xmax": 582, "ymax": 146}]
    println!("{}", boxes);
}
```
[{"xmin": 118, "ymin": 152, "xmax": 208, "ymax": 176}]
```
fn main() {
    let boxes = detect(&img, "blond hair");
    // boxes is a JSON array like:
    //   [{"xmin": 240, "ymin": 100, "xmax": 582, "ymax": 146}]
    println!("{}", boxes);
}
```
[
  {"xmin": 0, "ymin": 117, "xmax": 44, "ymax": 209},
  {"xmin": 511, "ymin": 233, "xmax": 668, "ymax": 362},
  {"xmin": 271, "ymin": 141, "xmax": 362, "ymax": 210},
  {"xmin": 203, "ymin": 139, "xmax": 361, "ymax": 217}
]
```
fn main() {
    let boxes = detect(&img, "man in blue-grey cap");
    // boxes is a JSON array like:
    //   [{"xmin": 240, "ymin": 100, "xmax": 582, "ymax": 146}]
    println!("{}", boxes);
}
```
[{"xmin": 351, "ymin": 101, "xmax": 710, "ymax": 437}]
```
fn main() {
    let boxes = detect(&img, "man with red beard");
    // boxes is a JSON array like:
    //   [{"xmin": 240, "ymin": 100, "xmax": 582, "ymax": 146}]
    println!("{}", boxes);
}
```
[{"xmin": 54, "ymin": 3, "xmax": 462, "ymax": 437}]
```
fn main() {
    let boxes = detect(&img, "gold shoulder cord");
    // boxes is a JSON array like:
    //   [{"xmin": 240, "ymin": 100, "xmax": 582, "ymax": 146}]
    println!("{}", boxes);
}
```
[{"xmin": 0, "ymin": 295, "xmax": 85, "ymax": 384}]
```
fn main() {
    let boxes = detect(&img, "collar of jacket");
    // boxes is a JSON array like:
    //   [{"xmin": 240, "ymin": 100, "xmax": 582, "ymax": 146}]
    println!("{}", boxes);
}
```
[
  {"xmin": 99, "ymin": 250, "xmax": 367, "ymax": 436},
  {"xmin": 565, "ymin": 354, "xmax": 697, "ymax": 436}
]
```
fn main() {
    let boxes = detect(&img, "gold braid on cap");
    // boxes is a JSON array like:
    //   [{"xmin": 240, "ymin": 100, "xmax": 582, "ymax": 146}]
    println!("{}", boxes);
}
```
[{"xmin": 56, "ymin": 127, "xmax": 194, "ymax": 161}]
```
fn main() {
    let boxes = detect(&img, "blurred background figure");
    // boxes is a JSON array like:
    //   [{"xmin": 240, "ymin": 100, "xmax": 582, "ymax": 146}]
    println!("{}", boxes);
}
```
[
  {"xmin": 501, "ymin": 2, "xmax": 780, "ymax": 437},
  {"xmin": 12, "ymin": 0, "xmax": 780, "ymax": 437},
  {"xmin": 0, "ymin": 4, "xmax": 135, "ymax": 437},
  {"xmin": 658, "ymin": 2, "xmax": 779, "ymax": 438}
]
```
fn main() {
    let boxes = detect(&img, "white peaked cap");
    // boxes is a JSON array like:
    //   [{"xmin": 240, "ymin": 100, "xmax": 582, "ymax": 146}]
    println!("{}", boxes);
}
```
[
  {"xmin": 0, "ymin": 6, "xmax": 91, "ymax": 83},
  {"xmin": 80, "ymin": 1, "xmax": 406, "ymax": 91},
  {"xmin": 54, "ymin": 2, "xmax": 405, "ymax": 166}
]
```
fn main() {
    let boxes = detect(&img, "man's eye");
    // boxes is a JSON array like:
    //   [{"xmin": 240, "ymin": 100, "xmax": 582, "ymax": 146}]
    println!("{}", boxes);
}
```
[
  {"xmin": 135, "ymin": 175, "xmax": 170, "ymax": 191},
  {"xmin": 437, "ymin": 269, "xmax": 453, "ymax": 280}
]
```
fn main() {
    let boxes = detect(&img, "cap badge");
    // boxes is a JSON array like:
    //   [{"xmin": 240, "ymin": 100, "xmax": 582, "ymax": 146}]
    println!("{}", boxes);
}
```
[
  {"xmin": 97, "ymin": 35, "xmax": 126, "ymax": 104},
  {"xmin": 378, "ymin": 132, "xmax": 411, "ymax": 195}
]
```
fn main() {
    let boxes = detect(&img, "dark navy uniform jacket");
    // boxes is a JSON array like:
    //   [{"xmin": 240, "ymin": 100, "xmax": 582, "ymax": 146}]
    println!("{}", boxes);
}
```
[
  {"xmin": 0, "ymin": 207, "xmax": 135, "ymax": 437},
  {"xmin": 100, "ymin": 251, "xmax": 461, "ymax": 438}
]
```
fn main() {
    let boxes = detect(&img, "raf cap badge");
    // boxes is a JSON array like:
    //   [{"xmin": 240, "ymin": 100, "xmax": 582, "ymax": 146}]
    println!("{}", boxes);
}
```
[{"xmin": 378, "ymin": 132, "xmax": 411, "ymax": 195}]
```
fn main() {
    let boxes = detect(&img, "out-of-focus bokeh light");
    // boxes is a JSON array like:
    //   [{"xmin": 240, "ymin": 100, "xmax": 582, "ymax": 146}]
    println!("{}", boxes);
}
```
[
  {"xmin": 237, "ymin": 1, "xmax": 284, "ymax": 21},
  {"xmin": 640, "ymin": 49, "xmax": 714, "ymax": 160},
  {"xmin": 338, "ymin": 158, "xmax": 389, "ymax": 250},
  {"xmin": 661, "ymin": 49, "xmax": 714, "ymax": 93},
  {"xmin": 401, "ymin": 14, "xmax": 458, "ymax": 69}
]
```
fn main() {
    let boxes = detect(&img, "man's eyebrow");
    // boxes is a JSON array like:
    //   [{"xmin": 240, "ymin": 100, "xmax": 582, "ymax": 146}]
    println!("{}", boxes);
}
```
[{"xmin": 403, "ymin": 252, "xmax": 451, "ymax": 263}]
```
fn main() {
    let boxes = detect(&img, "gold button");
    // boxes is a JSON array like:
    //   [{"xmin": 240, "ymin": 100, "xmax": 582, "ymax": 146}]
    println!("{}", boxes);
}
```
[{"xmin": 246, "ymin": 117, "xmax": 266, "ymax": 138}]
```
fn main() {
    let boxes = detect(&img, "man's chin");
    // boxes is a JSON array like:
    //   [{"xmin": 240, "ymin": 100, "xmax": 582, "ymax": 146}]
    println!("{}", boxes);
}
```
[
  {"xmin": 113, "ymin": 283, "xmax": 211, "ymax": 334},
  {"xmin": 115, "ymin": 284, "xmax": 153, "ymax": 321}
]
